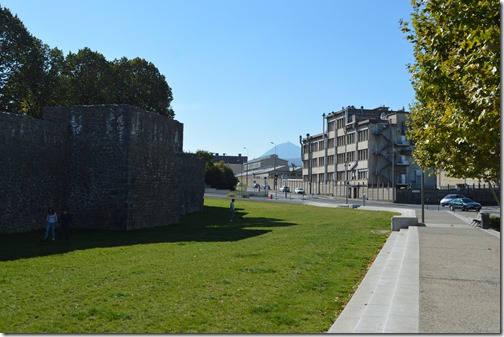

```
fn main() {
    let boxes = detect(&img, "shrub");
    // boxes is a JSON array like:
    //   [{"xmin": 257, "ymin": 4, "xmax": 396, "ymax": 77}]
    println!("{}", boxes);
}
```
[{"xmin": 489, "ymin": 216, "xmax": 500, "ymax": 231}]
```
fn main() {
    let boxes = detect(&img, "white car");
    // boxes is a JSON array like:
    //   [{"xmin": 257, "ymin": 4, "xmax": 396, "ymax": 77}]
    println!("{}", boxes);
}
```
[
  {"xmin": 440, "ymin": 194, "xmax": 465, "ymax": 207},
  {"xmin": 295, "ymin": 187, "xmax": 305, "ymax": 195}
]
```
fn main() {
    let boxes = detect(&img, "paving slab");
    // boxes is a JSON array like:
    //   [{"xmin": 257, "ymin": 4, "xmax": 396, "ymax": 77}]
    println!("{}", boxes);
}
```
[
  {"xmin": 329, "ymin": 207, "xmax": 500, "ymax": 334},
  {"xmin": 418, "ymin": 225, "xmax": 500, "ymax": 333}
]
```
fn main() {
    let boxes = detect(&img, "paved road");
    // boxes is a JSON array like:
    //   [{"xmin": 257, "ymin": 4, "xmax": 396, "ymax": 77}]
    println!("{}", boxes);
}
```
[{"xmin": 219, "ymin": 189, "xmax": 500, "ymax": 217}]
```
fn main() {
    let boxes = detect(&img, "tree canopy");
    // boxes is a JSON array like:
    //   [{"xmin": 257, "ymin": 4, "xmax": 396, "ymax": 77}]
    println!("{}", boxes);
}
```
[
  {"xmin": 400, "ymin": 0, "xmax": 500, "ymax": 185},
  {"xmin": 196, "ymin": 150, "xmax": 239, "ymax": 190},
  {"xmin": 0, "ymin": 6, "xmax": 174, "ymax": 118}
]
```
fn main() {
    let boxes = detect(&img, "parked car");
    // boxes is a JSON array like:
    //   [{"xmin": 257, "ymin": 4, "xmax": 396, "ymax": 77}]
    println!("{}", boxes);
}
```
[
  {"xmin": 440, "ymin": 194, "xmax": 466, "ymax": 207},
  {"xmin": 279, "ymin": 186, "xmax": 290, "ymax": 192},
  {"xmin": 449, "ymin": 198, "xmax": 482, "ymax": 212},
  {"xmin": 294, "ymin": 187, "xmax": 305, "ymax": 195}
]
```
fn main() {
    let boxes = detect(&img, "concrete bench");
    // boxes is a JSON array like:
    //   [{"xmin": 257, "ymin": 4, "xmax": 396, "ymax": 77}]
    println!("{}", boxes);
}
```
[{"xmin": 391, "ymin": 209, "xmax": 418, "ymax": 231}]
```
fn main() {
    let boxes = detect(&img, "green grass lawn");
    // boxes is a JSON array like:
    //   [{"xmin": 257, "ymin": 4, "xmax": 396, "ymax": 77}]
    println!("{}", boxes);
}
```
[{"xmin": 0, "ymin": 198, "xmax": 396, "ymax": 333}]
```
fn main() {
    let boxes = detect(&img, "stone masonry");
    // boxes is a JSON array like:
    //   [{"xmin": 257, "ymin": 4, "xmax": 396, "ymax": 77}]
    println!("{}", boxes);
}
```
[{"xmin": 0, "ymin": 104, "xmax": 204, "ymax": 233}]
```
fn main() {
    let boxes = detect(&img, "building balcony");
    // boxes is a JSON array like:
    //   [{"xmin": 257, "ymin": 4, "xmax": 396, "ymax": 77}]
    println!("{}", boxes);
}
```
[
  {"xmin": 395, "ymin": 159, "xmax": 410, "ymax": 166},
  {"xmin": 395, "ymin": 141, "xmax": 410, "ymax": 147},
  {"xmin": 394, "ymin": 135, "xmax": 410, "ymax": 147}
]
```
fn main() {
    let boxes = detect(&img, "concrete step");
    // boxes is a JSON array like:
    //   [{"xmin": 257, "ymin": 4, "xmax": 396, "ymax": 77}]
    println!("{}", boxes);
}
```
[{"xmin": 329, "ymin": 226, "xmax": 419, "ymax": 333}]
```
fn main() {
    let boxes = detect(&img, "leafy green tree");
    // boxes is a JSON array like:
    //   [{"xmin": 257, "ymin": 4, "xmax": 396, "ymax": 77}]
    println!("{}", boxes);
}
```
[
  {"xmin": 196, "ymin": 150, "xmax": 238, "ymax": 190},
  {"xmin": 62, "ymin": 48, "xmax": 116, "ymax": 105},
  {"xmin": 401, "ymin": 0, "xmax": 500, "ymax": 193},
  {"xmin": 214, "ymin": 161, "xmax": 239, "ymax": 190},
  {"xmin": 0, "ymin": 6, "xmax": 46, "ymax": 116},
  {"xmin": 195, "ymin": 150, "xmax": 215, "ymax": 169},
  {"xmin": 39, "ymin": 46, "xmax": 66, "ymax": 107},
  {"xmin": 0, "ymin": 6, "xmax": 33, "ymax": 89},
  {"xmin": 112, "ymin": 57, "xmax": 174, "ymax": 118},
  {"xmin": 1, "ymin": 6, "xmax": 175, "ymax": 118}
]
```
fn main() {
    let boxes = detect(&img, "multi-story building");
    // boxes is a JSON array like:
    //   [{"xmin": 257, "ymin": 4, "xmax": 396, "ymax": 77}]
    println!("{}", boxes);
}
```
[
  {"xmin": 300, "ymin": 105, "xmax": 436, "ymax": 200},
  {"xmin": 212, "ymin": 153, "xmax": 248, "ymax": 177},
  {"xmin": 237, "ymin": 154, "xmax": 301, "ymax": 189}
]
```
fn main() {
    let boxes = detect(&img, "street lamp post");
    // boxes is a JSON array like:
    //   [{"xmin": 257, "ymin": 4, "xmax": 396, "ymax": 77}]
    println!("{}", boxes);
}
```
[
  {"xmin": 243, "ymin": 146, "xmax": 249, "ymax": 193},
  {"xmin": 322, "ymin": 113, "xmax": 327, "ymax": 184},
  {"xmin": 307, "ymin": 133, "xmax": 312, "ymax": 195},
  {"xmin": 389, "ymin": 119, "xmax": 396, "ymax": 202},
  {"xmin": 271, "ymin": 141, "xmax": 277, "ymax": 199}
]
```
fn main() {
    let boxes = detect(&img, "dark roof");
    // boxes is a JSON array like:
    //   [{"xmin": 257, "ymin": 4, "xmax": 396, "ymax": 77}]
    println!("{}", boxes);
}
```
[{"xmin": 212, "ymin": 155, "xmax": 247, "ymax": 164}]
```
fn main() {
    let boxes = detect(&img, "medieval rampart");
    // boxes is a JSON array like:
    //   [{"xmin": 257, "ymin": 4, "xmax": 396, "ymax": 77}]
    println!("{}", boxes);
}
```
[{"xmin": 0, "ymin": 104, "xmax": 204, "ymax": 233}]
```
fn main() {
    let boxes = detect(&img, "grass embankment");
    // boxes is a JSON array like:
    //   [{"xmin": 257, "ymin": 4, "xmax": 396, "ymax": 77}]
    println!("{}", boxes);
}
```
[{"xmin": 0, "ymin": 198, "xmax": 395, "ymax": 333}]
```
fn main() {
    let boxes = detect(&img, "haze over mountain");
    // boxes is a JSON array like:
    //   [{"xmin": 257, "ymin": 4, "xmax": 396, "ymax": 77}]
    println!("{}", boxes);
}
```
[{"xmin": 261, "ymin": 142, "xmax": 302, "ymax": 167}]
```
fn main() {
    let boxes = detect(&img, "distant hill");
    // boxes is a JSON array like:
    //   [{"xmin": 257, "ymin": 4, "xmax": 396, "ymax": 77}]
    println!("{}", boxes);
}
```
[{"xmin": 262, "ymin": 141, "xmax": 302, "ymax": 167}]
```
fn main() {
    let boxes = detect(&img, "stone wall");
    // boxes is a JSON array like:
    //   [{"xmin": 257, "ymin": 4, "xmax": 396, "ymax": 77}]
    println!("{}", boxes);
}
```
[
  {"xmin": 0, "ymin": 113, "xmax": 69, "ymax": 232},
  {"xmin": 0, "ymin": 105, "xmax": 204, "ymax": 233}
]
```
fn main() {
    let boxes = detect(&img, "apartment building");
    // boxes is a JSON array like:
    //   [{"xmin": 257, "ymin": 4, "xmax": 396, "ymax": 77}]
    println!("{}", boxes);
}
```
[{"xmin": 300, "ymin": 105, "xmax": 435, "ymax": 198}]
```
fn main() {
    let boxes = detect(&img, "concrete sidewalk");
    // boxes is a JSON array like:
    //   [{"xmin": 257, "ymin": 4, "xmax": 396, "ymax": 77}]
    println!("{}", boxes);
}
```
[
  {"xmin": 418, "ymin": 210, "xmax": 500, "ymax": 333},
  {"xmin": 328, "ymin": 208, "xmax": 501, "ymax": 333}
]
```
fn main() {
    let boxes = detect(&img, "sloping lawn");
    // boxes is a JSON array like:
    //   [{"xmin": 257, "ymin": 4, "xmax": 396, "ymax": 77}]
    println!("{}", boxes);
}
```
[{"xmin": 0, "ymin": 198, "xmax": 395, "ymax": 333}]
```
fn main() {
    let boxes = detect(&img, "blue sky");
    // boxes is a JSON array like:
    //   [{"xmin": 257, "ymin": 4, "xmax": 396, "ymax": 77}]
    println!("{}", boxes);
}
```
[{"xmin": 3, "ymin": 0, "xmax": 416, "ymax": 159}]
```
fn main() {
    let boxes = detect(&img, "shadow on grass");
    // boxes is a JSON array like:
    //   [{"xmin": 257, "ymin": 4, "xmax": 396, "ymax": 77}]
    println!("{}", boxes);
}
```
[{"xmin": 0, "ymin": 206, "xmax": 296, "ymax": 261}]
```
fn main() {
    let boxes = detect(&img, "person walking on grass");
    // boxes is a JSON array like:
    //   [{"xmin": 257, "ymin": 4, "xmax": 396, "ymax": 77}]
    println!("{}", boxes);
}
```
[
  {"xmin": 230, "ymin": 198, "xmax": 235, "ymax": 222},
  {"xmin": 43, "ymin": 207, "xmax": 58, "ymax": 241}
]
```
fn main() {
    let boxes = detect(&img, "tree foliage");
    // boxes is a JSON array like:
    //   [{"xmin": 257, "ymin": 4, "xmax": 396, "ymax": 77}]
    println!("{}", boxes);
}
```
[
  {"xmin": 196, "ymin": 150, "xmax": 239, "ymax": 190},
  {"xmin": 0, "ymin": 6, "xmax": 47, "ymax": 116},
  {"xmin": 112, "ymin": 57, "xmax": 174, "ymax": 117},
  {"xmin": 63, "ymin": 48, "xmax": 115, "ymax": 106},
  {"xmin": 400, "ymin": 0, "xmax": 500, "ymax": 185},
  {"xmin": 0, "ymin": 6, "xmax": 174, "ymax": 118}
]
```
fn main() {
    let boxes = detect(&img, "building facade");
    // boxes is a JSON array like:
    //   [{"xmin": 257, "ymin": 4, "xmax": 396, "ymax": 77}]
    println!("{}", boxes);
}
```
[
  {"xmin": 212, "ymin": 153, "xmax": 248, "ymax": 177},
  {"xmin": 300, "ymin": 106, "xmax": 437, "ymax": 199},
  {"xmin": 236, "ymin": 154, "xmax": 302, "ymax": 189}
]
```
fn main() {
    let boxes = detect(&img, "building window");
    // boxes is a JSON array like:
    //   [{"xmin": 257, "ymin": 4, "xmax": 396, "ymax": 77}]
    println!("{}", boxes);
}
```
[
  {"xmin": 328, "ymin": 121, "xmax": 335, "ymax": 132},
  {"xmin": 358, "ymin": 149, "xmax": 368, "ymax": 161},
  {"xmin": 337, "ymin": 118, "xmax": 345, "ymax": 129},
  {"xmin": 327, "ymin": 155, "xmax": 334, "ymax": 165},
  {"xmin": 358, "ymin": 129, "xmax": 369, "ymax": 142},
  {"xmin": 358, "ymin": 169, "xmax": 368, "ymax": 180},
  {"xmin": 337, "ymin": 153, "xmax": 345, "ymax": 163},
  {"xmin": 347, "ymin": 151, "xmax": 355, "ymax": 162},
  {"xmin": 319, "ymin": 157, "xmax": 324, "ymax": 166},
  {"xmin": 328, "ymin": 138, "xmax": 334, "ymax": 148},
  {"xmin": 312, "ymin": 158, "xmax": 317, "ymax": 167},
  {"xmin": 337, "ymin": 135, "xmax": 345, "ymax": 146},
  {"xmin": 346, "ymin": 132, "xmax": 355, "ymax": 144}
]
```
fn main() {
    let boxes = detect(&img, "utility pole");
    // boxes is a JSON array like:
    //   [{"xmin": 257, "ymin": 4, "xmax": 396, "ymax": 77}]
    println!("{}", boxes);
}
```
[
  {"xmin": 271, "ymin": 141, "xmax": 277, "ymax": 199},
  {"xmin": 243, "ymin": 146, "xmax": 249, "ymax": 193}
]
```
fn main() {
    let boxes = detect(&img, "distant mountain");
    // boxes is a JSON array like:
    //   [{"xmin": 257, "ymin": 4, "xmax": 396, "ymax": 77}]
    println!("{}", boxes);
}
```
[{"xmin": 262, "ymin": 141, "xmax": 302, "ymax": 167}]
